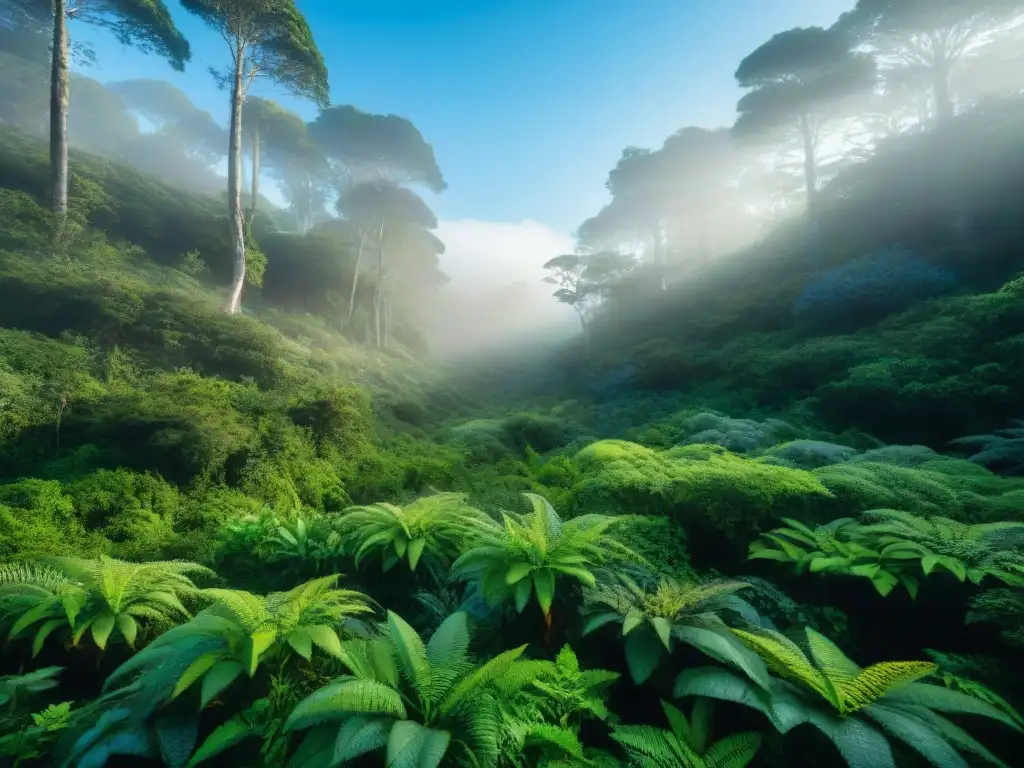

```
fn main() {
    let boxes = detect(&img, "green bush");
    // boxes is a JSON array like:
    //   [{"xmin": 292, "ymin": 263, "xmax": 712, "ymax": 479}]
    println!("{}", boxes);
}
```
[{"xmin": 569, "ymin": 439, "xmax": 832, "ymax": 537}]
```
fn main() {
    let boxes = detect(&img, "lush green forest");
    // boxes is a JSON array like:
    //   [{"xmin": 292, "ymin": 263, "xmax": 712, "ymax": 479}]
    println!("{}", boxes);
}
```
[{"xmin": 2, "ymin": 1, "xmax": 1024, "ymax": 767}]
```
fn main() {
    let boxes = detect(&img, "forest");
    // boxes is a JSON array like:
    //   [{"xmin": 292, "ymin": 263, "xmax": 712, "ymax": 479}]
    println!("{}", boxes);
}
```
[{"xmin": 1, "ymin": 1, "xmax": 1024, "ymax": 767}]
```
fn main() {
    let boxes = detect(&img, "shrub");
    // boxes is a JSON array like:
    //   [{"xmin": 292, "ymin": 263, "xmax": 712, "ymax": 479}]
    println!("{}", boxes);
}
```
[
  {"xmin": 793, "ymin": 245, "xmax": 958, "ymax": 328},
  {"xmin": 0, "ymin": 479, "xmax": 107, "ymax": 559},
  {"xmin": 676, "ymin": 413, "xmax": 800, "ymax": 454},
  {"xmin": 570, "ymin": 440, "xmax": 832, "ymax": 538},
  {"xmin": 764, "ymin": 440, "xmax": 859, "ymax": 469}
]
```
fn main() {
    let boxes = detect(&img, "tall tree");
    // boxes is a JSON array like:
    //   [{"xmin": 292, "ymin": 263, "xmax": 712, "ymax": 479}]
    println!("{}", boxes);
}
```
[
  {"xmin": 313, "ymin": 105, "xmax": 446, "ymax": 325},
  {"xmin": 733, "ymin": 26, "xmax": 875, "ymax": 230},
  {"xmin": 240, "ymin": 96, "xmax": 306, "ymax": 225},
  {"xmin": 180, "ymin": 0, "xmax": 328, "ymax": 314},
  {"xmin": 336, "ymin": 181, "xmax": 438, "ymax": 347},
  {"xmin": 310, "ymin": 105, "xmax": 447, "ymax": 191},
  {"xmin": 9, "ymin": 0, "xmax": 190, "ymax": 237},
  {"xmin": 836, "ymin": 0, "xmax": 1024, "ymax": 123}
]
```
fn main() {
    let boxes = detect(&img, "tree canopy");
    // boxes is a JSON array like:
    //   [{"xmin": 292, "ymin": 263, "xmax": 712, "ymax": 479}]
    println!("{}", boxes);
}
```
[{"xmin": 310, "ymin": 105, "xmax": 447, "ymax": 191}]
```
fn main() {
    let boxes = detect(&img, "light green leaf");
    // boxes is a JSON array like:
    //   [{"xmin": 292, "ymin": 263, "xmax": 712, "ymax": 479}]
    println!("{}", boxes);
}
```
[
  {"xmin": 514, "ymin": 578, "xmax": 532, "ymax": 613},
  {"xmin": 185, "ymin": 717, "xmax": 252, "ymax": 767},
  {"xmin": 506, "ymin": 562, "xmax": 534, "ymax": 585},
  {"xmin": 533, "ymin": 569, "xmax": 555, "ymax": 616},
  {"xmin": 115, "ymin": 614, "xmax": 138, "ymax": 648},
  {"xmin": 386, "ymin": 720, "xmax": 451, "ymax": 768},
  {"xmin": 90, "ymin": 613, "xmax": 116, "ymax": 651},
  {"xmin": 200, "ymin": 661, "xmax": 244, "ymax": 708},
  {"xmin": 650, "ymin": 617, "xmax": 672, "ymax": 651}
]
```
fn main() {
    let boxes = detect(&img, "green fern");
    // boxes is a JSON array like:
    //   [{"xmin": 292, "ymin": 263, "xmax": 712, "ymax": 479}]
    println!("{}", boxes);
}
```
[
  {"xmin": 747, "ymin": 517, "xmax": 920, "ymax": 597},
  {"xmin": 58, "ymin": 576, "xmax": 374, "ymax": 767},
  {"xmin": 966, "ymin": 587, "xmax": 1024, "ymax": 648},
  {"xmin": 286, "ymin": 609, "xmax": 537, "ymax": 767},
  {"xmin": 1, "ymin": 556, "xmax": 212, "ymax": 655},
  {"xmin": 612, "ymin": 700, "xmax": 761, "ymax": 767},
  {"xmin": 336, "ymin": 493, "xmax": 497, "ymax": 575},
  {"xmin": 676, "ymin": 626, "xmax": 1022, "ymax": 768},
  {"xmin": 452, "ymin": 493, "xmax": 643, "ymax": 631},
  {"xmin": 582, "ymin": 571, "xmax": 769, "ymax": 686},
  {"xmin": 749, "ymin": 511, "xmax": 1024, "ymax": 597},
  {"xmin": 854, "ymin": 509, "xmax": 1024, "ymax": 586}
]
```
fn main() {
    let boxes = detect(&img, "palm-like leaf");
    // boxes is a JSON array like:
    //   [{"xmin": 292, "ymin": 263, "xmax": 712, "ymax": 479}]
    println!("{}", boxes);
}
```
[
  {"xmin": 58, "ymin": 576, "xmax": 374, "ymax": 766},
  {"xmin": 582, "ymin": 571, "xmax": 769, "ymax": 686},
  {"xmin": 675, "ymin": 627, "xmax": 1020, "ymax": 768},
  {"xmin": 452, "ymin": 494, "xmax": 643, "ymax": 624},
  {"xmin": 286, "ymin": 610, "xmax": 535, "ymax": 767},
  {"xmin": 2, "ymin": 557, "xmax": 212, "ymax": 655},
  {"xmin": 336, "ymin": 493, "xmax": 497, "ymax": 574}
]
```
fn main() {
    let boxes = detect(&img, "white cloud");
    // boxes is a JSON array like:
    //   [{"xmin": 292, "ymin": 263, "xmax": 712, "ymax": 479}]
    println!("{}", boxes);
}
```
[{"xmin": 435, "ymin": 218, "xmax": 575, "ymax": 292}]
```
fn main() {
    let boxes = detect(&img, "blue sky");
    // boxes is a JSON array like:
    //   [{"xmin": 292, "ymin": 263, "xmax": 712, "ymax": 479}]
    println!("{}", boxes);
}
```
[{"xmin": 76, "ymin": 0, "xmax": 852, "ymax": 237}]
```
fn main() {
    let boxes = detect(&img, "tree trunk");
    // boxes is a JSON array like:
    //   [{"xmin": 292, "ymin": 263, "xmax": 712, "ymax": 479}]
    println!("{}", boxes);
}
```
[
  {"xmin": 931, "ymin": 51, "xmax": 954, "ymax": 123},
  {"xmin": 49, "ymin": 0, "xmax": 69, "ymax": 240},
  {"xmin": 247, "ymin": 123, "xmax": 260, "ymax": 227},
  {"xmin": 798, "ymin": 112, "xmax": 822, "ymax": 269},
  {"xmin": 373, "ymin": 218, "xmax": 385, "ymax": 348},
  {"xmin": 303, "ymin": 171, "xmax": 314, "ymax": 233},
  {"xmin": 347, "ymin": 230, "xmax": 366, "ymax": 323},
  {"xmin": 798, "ymin": 112, "xmax": 819, "ymax": 221},
  {"xmin": 225, "ymin": 48, "xmax": 247, "ymax": 314}
]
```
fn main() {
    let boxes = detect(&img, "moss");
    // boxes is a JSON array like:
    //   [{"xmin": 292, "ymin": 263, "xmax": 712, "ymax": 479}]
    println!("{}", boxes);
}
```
[
  {"xmin": 764, "ymin": 440, "xmax": 859, "ymax": 469},
  {"xmin": 569, "ymin": 439, "xmax": 832, "ymax": 537}
]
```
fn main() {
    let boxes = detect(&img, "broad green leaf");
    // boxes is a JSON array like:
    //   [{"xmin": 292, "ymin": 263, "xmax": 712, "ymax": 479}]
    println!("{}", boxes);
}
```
[
  {"xmin": 386, "ymin": 720, "xmax": 451, "ymax": 768},
  {"xmin": 333, "ymin": 715, "xmax": 391, "ymax": 763},
  {"xmin": 625, "ymin": 626, "xmax": 663, "ymax": 684},
  {"xmin": 90, "ymin": 613, "xmax": 117, "ymax": 651},
  {"xmin": 31, "ymin": 620, "xmax": 64, "ymax": 658},
  {"xmin": 533, "ymin": 569, "xmax": 555, "ymax": 616},
  {"xmin": 173, "ymin": 653, "xmax": 220, "ymax": 699},
  {"xmin": 505, "ymin": 562, "xmax": 534, "ymax": 585},
  {"xmin": 582, "ymin": 612, "xmax": 620, "ymax": 635},
  {"xmin": 185, "ymin": 717, "xmax": 252, "ymax": 767},
  {"xmin": 622, "ymin": 607, "xmax": 644, "ymax": 636},
  {"xmin": 115, "ymin": 614, "xmax": 138, "ymax": 647},
  {"xmin": 307, "ymin": 625, "xmax": 343, "ymax": 659},
  {"xmin": 650, "ymin": 617, "xmax": 672, "ymax": 651},
  {"xmin": 288, "ymin": 628, "xmax": 313, "ymax": 660},
  {"xmin": 514, "ymin": 578, "xmax": 532, "ymax": 613},
  {"xmin": 407, "ymin": 538, "xmax": 427, "ymax": 571},
  {"xmin": 200, "ymin": 661, "xmax": 244, "ymax": 708},
  {"xmin": 245, "ymin": 630, "xmax": 277, "ymax": 676},
  {"xmin": 387, "ymin": 611, "xmax": 432, "ymax": 696}
]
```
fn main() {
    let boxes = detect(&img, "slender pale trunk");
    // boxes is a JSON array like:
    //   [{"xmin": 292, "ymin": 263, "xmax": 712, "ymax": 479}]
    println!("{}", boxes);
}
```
[
  {"xmin": 49, "ymin": 0, "xmax": 70, "ymax": 240},
  {"xmin": 383, "ymin": 291, "xmax": 393, "ymax": 349},
  {"xmin": 931, "ymin": 50, "xmax": 953, "ymax": 123},
  {"xmin": 346, "ymin": 230, "xmax": 366, "ymax": 323},
  {"xmin": 303, "ymin": 171, "xmax": 314, "ymax": 233},
  {"xmin": 247, "ymin": 123, "xmax": 260, "ymax": 227},
  {"xmin": 373, "ymin": 218, "xmax": 385, "ymax": 348},
  {"xmin": 798, "ymin": 112, "xmax": 819, "ymax": 220},
  {"xmin": 225, "ymin": 47, "xmax": 247, "ymax": 314}
]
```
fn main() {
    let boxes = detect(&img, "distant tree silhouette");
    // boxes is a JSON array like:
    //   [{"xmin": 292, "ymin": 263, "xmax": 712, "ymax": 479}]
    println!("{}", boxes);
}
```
[
  {"xmin": 837, "ymin": 0, "xmax": 1024, "ymax": 123},
  {"xmin": 733, "ymin": 26, "xmax": 875, "ymax": 229}
]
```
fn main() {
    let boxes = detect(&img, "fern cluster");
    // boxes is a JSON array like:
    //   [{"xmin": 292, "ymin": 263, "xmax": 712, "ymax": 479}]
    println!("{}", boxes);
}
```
[{"xmin": 749, "ymin": 512, "xmax": 1024, "ymax": 596}]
